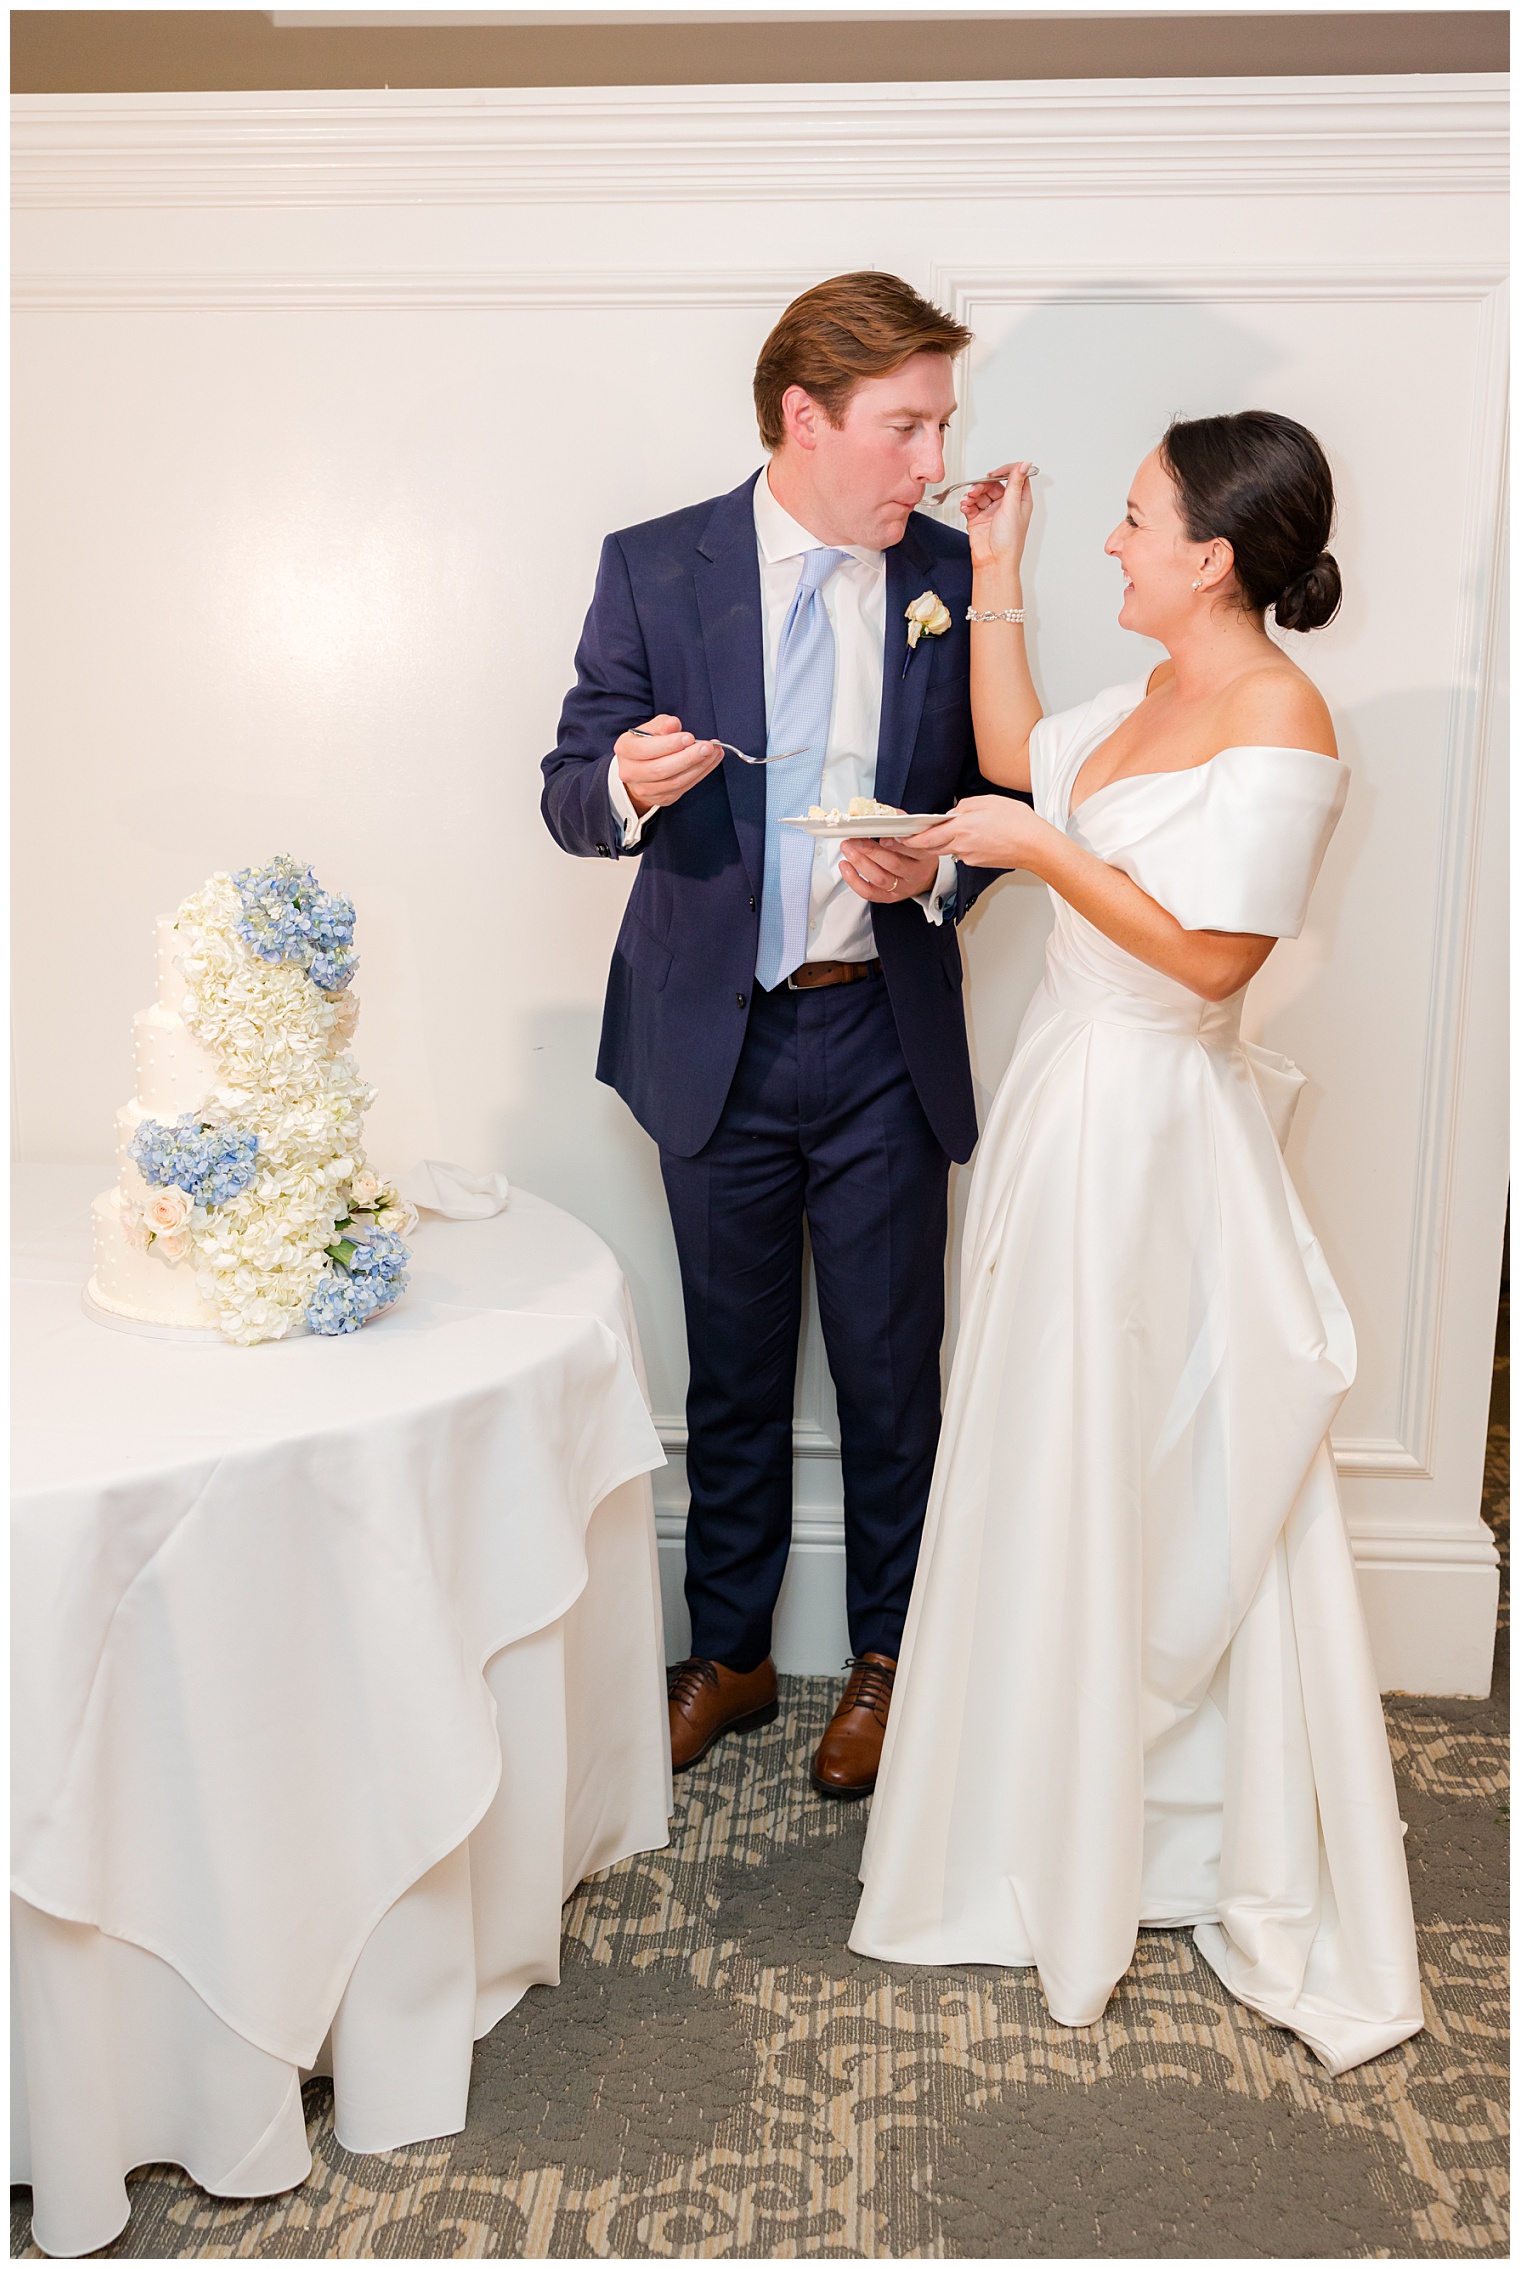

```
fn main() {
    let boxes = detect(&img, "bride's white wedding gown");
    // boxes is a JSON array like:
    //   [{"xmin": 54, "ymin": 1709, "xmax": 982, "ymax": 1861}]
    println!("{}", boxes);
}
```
[{"xmin": 850, "ymin": 678, "xmax": 1423, "ymax": 2077}]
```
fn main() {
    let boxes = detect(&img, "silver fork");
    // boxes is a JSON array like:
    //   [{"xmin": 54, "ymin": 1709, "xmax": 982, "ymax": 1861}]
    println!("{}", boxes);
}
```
[
  {"xmin": 929, "ymin": 467, "xmax": 1039, "ymax": 504},
  {"xmin": 632, "ymin": 728, "xmax": 809, "ymax": 767}
]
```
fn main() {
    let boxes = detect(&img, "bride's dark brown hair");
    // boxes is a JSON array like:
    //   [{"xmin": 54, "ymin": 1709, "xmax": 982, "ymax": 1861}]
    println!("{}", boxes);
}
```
[{"xmin": 1160, "ymin": 410, "xmax": 1342, "ymax": 633}]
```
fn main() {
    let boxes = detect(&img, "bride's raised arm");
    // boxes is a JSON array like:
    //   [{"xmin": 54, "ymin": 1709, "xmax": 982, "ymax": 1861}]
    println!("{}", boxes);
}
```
[{"xmin": 959, "ymin": 462, "xmax": 1042, "ymax": 791}]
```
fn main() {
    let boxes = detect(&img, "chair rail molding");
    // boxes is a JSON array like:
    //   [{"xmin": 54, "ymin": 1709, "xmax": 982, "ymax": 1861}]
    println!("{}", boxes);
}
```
[
  {"xmin": 10, "ymin": 268, "xmax": 822, "ymax": 315},
  {"xmin": 11, "ymin": 73, "xmax": 1508, "ymax": 210}
]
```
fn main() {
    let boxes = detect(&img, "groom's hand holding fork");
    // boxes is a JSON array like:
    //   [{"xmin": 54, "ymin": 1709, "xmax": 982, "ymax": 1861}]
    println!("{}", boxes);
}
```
[
  {"xmin": 614, "ymin": 713, "xmax": 725, "ymax": 816},
  {"xmin": 615, "ymin": 714, "xmax": 941, "ymax": 899}
]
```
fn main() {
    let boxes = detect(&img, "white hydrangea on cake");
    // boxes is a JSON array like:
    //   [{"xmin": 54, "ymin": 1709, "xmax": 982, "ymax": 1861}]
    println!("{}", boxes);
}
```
[{"xmin": 89, "ymin": 858, "xmax": 417, "ymax": 1346}]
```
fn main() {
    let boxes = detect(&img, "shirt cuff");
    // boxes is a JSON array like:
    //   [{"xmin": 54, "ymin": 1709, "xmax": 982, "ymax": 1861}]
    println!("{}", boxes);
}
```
[
  {"xmin": 916, "ymin": 854, "xmax": 959, "ymax": 927},
  {"xmin": 607, "ymin": 752, "xmax": 648, "ymax": 848}
]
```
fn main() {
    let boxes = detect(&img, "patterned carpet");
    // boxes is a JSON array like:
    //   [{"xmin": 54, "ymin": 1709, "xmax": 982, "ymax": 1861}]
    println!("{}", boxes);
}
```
[{"xmin": 13, "ymin": 1314, "xmax": 1508, "ymax": 2260}]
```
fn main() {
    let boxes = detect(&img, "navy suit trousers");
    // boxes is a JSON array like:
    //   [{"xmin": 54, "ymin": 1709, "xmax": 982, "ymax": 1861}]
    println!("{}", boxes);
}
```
[{"xmin": 659, "ymin": 968, "xmax": 950, "ymax": 1673}]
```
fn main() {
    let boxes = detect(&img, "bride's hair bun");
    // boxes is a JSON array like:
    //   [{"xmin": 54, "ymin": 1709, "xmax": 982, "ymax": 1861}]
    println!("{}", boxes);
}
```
[
  {"xmin": 1160, "ymin": 410, "xmax": 1342, "ymax": 634},
  {"xmin": 1275, "ymin": 550, "xmax": 1341, "ymax": 633}
]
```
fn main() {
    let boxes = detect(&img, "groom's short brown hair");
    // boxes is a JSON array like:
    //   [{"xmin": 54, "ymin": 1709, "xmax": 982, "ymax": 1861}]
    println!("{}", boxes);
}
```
[{"xmin": 753, "ymin": 272, "xmax": 973, "ymax": 450}]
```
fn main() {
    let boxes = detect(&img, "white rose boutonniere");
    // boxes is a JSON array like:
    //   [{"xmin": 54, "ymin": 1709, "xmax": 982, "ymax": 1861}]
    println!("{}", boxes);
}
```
[{"xmin": 903, "ymin": 589, "xmax": 953, "ymax": 675}]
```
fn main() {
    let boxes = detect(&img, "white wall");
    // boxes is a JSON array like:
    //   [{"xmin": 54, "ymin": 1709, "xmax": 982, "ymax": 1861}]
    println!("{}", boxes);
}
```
[{"xmin": 13, "ymin": 75, "xmax": 1507, "ymax": 1691}]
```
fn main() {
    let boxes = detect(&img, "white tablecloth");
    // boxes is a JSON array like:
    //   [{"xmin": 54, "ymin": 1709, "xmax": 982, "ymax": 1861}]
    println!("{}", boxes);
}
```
[{"xmin": 11, "ymin": 1165, "xmax": 672, "ymax": 2258}]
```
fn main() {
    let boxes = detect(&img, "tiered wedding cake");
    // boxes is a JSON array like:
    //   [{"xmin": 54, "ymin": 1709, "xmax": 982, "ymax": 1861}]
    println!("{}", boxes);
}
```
[{"xmin": 89, "ymin": 858, "xmax": 415, "ymax": 1345}]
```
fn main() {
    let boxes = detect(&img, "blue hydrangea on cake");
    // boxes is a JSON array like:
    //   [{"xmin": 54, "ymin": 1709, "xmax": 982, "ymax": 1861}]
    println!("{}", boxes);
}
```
[{"xmin": 89, "ymin": 859, "xmax": 417, "ymax": 1345}]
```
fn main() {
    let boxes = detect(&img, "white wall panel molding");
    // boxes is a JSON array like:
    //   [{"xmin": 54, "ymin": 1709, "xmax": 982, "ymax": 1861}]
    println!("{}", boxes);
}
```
[
  {"xmin": 653, "ymin": 1418, "xmax": 838, "ymax": 1459},
  {"xmin": 938, "ymin": 260, "xmax": 1509, "ymax": 1497},
  {"xmin": 935, "ymin": 263, "xmax": 1508, "ymax": 311},
  {"xmin": 655, "ymin": 1506, "xmax": 842, "ymax": 1554},
  {"xmin": 650, "ymin": 1497, "xmax": 1513, "ymax": 1564},
  {"xmin": 1343, "ymin": 1518, "xmax": 1504, "ymax": 1569},
  {"xmin": 11, "ymin": 268, "xmax": 819, "ymax": 315},
  {"xmin": 12, "ymin": 74, "xmax": 1507, "ymax": 209},
  {"xmin": 15, "ymin": 262, "xmax": 1505, "ymax": 321},
  {"xmin": 1393, "ymin": 281, "xmax": 1509, "ymax": 1477}
]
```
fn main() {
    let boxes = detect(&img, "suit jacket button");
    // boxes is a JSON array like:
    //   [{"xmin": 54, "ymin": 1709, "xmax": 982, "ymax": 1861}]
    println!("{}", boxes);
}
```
[
  {"xmin": 748, "ymin": 896, "xmax": 756, "ymax": 911},
  {"xmin": 736, "ymin": 993, "xmax": 746, "ymax": 1008}
]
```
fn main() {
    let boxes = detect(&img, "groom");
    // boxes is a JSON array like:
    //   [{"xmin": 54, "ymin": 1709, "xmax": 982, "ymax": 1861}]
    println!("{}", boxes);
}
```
[{"xmin": 542, "ymin": 272, "xmax": 1005, "ymax": 1796}]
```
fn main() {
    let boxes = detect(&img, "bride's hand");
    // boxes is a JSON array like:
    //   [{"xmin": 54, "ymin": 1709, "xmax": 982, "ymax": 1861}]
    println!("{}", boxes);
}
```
[
  {"xmin": 962, "ymin": 461, "xmax": 1036, "ymax": 573},
  {"xmin": 910, "ymin": 795, "xmax": 1046, "ymax": 871}
]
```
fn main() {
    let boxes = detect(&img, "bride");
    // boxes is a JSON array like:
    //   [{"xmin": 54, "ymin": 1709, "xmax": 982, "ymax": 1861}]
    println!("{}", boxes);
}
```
[{"xmin": 847, "ymin": 411, "xmax": 1422, "ymax": 2075}]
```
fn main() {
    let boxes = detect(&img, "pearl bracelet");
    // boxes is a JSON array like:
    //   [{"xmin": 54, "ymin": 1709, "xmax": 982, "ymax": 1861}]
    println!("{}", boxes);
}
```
[{"xmin": 966, "ymin": 606, "xmax": 1026, "ymax": 623}]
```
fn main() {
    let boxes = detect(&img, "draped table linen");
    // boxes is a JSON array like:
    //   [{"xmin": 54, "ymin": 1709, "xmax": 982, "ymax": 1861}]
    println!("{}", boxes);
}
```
[{"xmin": 12, "ymin": 1166, "xmax": 671, "ymax": 2257}]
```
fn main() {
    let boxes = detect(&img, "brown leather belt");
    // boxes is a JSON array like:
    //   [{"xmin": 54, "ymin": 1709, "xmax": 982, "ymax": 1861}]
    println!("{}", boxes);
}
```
[{"xmin": 787, "ymin": 958, "xmax": 882, "ymax": 991}]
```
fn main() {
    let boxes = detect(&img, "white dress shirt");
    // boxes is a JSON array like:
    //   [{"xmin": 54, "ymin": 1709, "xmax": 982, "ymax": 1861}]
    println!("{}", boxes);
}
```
[{"xmin": 608, "ymin": 470, "xmax": 956, "ymax": 962}]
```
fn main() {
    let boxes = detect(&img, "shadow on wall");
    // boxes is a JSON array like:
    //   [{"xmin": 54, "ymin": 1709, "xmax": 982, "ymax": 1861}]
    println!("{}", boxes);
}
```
[
  {"xmin": 935, "ymin": 284, "xmax": 1297, "ymax": 1126},
  {"xmin": 954, "ymin": 286, "xmax": 1291, "ymax": 713}
]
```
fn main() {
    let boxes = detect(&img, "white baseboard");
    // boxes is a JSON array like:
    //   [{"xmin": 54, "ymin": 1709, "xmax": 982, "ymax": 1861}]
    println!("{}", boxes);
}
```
[
  {"xmin": 1354, "ymin": 1556, "xmax": 1500, "ymax": 1698},
  {"xmin": 658, "ymin": 1534, "xmax": 849, "ymax": 1678},
  {"xmin": 654, "ymin": 1436, "xmax": 851, "ymax": 1675},
  {"xmin": 655, "ymin": 1460, "xmax": 1499, "ymax": 1696}
]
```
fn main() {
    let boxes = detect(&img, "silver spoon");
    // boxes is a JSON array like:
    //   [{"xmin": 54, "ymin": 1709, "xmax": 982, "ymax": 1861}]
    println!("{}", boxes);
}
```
[
  {"xmin": 632, "ymin": 729, "xmax": 809, "ymax": 767},
  {"xmin": 929, "ymin": 468, "xmax": 1039, "ymax": 504}
]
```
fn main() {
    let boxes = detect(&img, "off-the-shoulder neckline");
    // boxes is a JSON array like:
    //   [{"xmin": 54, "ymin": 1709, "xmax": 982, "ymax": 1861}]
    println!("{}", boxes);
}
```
[{"xmin": 1069, "ymin": 741, "xmax": 1342, "ymax": 821}]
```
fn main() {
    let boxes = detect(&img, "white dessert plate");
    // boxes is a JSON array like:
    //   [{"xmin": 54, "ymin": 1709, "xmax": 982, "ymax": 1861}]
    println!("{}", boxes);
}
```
[{"xmin": 780, "ymin": 812, "xmax": 945, "ymax": 841}]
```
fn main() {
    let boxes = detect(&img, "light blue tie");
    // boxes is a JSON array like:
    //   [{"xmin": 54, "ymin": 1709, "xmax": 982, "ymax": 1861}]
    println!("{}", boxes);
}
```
[{"xmin": 756, "ymin": 546, "xmax": 852, "ymax": 991}]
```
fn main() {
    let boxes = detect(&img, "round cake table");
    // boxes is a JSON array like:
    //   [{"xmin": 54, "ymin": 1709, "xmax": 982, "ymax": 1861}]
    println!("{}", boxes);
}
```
[{"xmin": 11, "ymin": 1165, "xmax": 672, "ymax": 2260}]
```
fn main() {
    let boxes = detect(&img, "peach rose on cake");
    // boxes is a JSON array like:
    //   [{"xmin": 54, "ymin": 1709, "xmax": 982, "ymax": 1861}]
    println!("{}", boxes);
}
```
[{"xmin": 143, "ymin": 1185, "xmax": 195, "ymax": 1236}]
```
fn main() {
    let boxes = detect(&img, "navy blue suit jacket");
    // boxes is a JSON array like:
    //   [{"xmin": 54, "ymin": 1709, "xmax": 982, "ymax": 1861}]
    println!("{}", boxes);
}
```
[{"xmin": 541, "ymin": 472, "xmax": 1009, "ymax": 1162}]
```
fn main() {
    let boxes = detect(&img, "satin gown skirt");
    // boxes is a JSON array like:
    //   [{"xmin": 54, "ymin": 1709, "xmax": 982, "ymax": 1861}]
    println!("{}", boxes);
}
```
[{"xmin": 849, "ymin": 955, "xmax": 1423, "ymax": 2077}]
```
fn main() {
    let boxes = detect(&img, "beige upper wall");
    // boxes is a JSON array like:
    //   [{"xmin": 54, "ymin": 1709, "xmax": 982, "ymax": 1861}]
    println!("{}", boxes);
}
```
[{"xmin": 10, "ymin": 8, "xmax": 1509, "ymax": 92}]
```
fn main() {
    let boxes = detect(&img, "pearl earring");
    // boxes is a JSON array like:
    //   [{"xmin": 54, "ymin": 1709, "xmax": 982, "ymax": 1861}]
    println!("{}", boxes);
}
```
[{"xmin": 1191, "ymin": 579, "xmax": 1204, "ymax": 592}]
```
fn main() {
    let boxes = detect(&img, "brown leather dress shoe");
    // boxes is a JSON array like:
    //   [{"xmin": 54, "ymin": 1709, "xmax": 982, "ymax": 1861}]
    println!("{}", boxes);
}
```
[
  {"xmin": 667, "ymin": 1655, "xmax": 779, "ymax": 1773},
  {"xmin": 811, "ymin": 1652, "xmax": 896, "ymax": 1797}
]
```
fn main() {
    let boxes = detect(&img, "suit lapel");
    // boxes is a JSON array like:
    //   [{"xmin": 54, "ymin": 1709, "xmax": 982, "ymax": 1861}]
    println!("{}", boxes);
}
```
[
  {"xmin": 875, "ymin": 517, "xmax": 937, "ymax": 811},
  {"xmin": 695, "ymin": 474, "xmax": 768, "ymax": 901}
]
